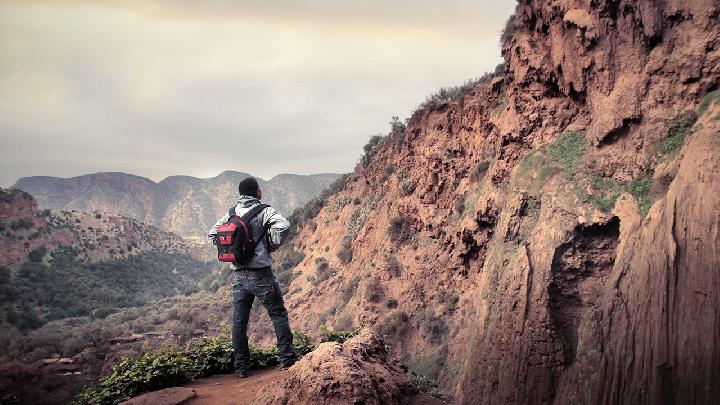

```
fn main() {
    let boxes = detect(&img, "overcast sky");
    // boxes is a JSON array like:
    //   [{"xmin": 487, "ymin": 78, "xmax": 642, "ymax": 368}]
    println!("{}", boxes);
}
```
[{"xmin": 0, "ymin": 0, "xmax": 516, "ymax": 187}]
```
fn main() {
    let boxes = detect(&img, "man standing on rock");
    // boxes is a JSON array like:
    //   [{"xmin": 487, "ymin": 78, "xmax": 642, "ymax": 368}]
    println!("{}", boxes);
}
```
[{"xmin": 208, "ymin": 177, "xmax": 298, "ymax": 378}]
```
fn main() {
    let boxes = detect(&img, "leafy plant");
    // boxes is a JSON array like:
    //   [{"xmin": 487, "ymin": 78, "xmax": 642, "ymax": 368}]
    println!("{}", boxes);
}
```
[
  {"xmin": 408, "ymin": 371, "xmax": 449, "ymax": 402},
  {"xmin": 319, "ymin": 323, "xmax": 359, "ymax": 344}
]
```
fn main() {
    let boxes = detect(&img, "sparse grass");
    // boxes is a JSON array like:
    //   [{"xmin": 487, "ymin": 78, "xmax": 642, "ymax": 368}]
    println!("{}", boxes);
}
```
[
  {"xmin": 655, "ymin": 111, "xmax": 697, "ymax": 158},
  {"xmin": 698, "ymin": 89, "xmax": 720, "ymax": 116},
  {"xmin": 547, "ymin": 132, "xmax": 586, "ymax": 179}
]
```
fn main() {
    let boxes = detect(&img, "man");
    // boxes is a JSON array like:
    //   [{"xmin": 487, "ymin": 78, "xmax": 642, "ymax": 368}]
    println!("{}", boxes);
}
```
[{"xmin": 208, "ymin": 177, "xmax": 297, "ymax": 378}]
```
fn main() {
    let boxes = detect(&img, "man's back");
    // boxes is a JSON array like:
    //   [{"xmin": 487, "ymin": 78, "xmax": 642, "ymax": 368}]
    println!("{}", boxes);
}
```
[{"xmin": 208, "ymin": 195, "xmax": 290, "ymax": 269}]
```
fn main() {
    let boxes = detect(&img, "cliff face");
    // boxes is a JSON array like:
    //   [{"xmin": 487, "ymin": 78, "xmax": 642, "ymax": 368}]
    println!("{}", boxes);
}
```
[
  {"xmin": 12, "ymin": 171, "xmax": 342, "ymax": 237},
  {"xmin": 277, "ymin": 0, "xmax": 720, "ymax": 404}
]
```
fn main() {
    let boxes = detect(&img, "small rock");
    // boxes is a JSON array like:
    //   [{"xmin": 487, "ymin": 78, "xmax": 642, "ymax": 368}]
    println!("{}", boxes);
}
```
[{"xmin": 577, "ymin": 215, "xmax": 587, "ymax": 224}]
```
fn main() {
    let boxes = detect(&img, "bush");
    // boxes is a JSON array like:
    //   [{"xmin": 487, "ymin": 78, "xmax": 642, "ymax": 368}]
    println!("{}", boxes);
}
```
[
  {"xmin": 340, "ymin": 276, "xmax": 361, "ymax": 303},
  {"xmin": 336, "ymin": 237, "xmax": 353, "ymax": 264},
  {"xmin": 469, "ymin": 160, "xmax": 491, "ymax": 183},
  {"xmin": 499, "ymin": 14, "xmax": 517, "ymax": 47},
  {"xmin": 385, "ymin": 255, "xmax": 402, "ymax": 277},
  {"xmin": 364, "ymin": 279, "xmax": 384, "ymax": 303},
  {"xmin": 320, "ymin": 323, "xmax": 358, "ymax": 344},
  {"xmin": 388, "ymin": 216, "xmax": 414, "ymax": 246},
  {"xmin": 28, "ymin": 246, "xmax": 47, "ymax": 262},
  {"xmin": 361, "ymin": 135, "xmax": 385, "ymax": 166},
  {"xmin": 408, "ymin": 371, "xmax": 449, "ymax": 402},
  {"xmin": 75, "ymin": 331, "xmax": 317, "ymax": 405},
  {"xmin": 386, "ymin": 299, "xmax": 398, "ymax": 309},
  {"xmin": 310, "ymin": 258, "xmax": 334, "ymax": 286},
  {"xmin": 389, "ymin": 115, "xmax": 406, "ymax": 133}
]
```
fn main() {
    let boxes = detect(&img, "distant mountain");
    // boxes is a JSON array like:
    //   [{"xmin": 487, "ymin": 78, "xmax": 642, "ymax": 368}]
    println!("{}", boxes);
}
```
[{"xmin": 12, "ymin": 171, "xmax": 343, "ymax": 237}]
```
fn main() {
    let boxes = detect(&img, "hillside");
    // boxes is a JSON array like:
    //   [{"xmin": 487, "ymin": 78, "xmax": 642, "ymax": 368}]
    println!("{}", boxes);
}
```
[
  {"xmin": 12, "ymin": 171, "xmax": 342, "ymax": 237},
  {"xmin": 0, "ymin": 188, "xmax": 229, "ymax": 403},
  {"xmin": 264, "ymin": 0, "xmax": 720, "ymax": 404}
]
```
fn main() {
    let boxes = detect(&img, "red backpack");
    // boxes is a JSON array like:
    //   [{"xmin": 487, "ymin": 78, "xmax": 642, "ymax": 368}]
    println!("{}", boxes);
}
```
[{"xmin": 216, "ymin": 203, "xmax": 269, "ymax": 265}]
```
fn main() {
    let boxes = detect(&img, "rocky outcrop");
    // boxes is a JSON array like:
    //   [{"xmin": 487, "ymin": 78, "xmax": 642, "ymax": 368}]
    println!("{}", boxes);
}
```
[
  {"xmin": 253, "ymin": 331, "xmax": 419, "ymax": 405},
  {"xmin": 12, "ymin": 171, "xmax": 342, "ymax": 237},
  {"xmin": 273, "ymin": 0, "xmax": 720, "ymax": 404}
]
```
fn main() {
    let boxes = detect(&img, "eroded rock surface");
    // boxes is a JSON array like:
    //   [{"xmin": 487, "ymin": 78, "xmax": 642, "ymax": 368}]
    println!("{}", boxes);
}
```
[{"xmin": 252, "ymin": 330, "xmax": 419, "ymax": 405}]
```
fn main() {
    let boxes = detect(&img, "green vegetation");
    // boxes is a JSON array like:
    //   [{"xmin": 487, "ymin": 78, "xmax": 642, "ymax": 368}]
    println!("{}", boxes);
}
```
[
  {"xmin": 319, "ymin": 322, "xmax": 359, "ymax": 344},
  {"xmin": 408, "ymin": 371, "xmax": 449, "ymax": 402},
  {"xmin": 654, "ymin": 111, "xmax": 698, "ymax": 158},
  {"xmin": 698, "ymin": 89, "xmax": 720, "ymax": 116},
  {"xmin": 547, "ymin": 132, "xmax": 586, "ymax": 179},
  {"xmin": 0, "ymin": 248, "xmax": 216, "ymax": 331},
  {"xmin": 74, "ymin": 331, "xmax": 316, "ymax": 405},
  {"xmin": 420, "ymin": 65, "xmax": 504, "ymax": 109}
]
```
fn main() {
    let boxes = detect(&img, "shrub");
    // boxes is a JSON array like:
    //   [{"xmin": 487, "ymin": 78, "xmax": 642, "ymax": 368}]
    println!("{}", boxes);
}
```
[
  {"xmin": 399, "ymin": 179, "xmax": 417, "ymax": 196},
  {"xmin": 385, "ymin": 255, "xmax": 402, "ymax": 277},
  {"xmin": 499, "ymin": 14, "xmax": 517, "ymax": 47},
  {"xmin": 386, "ymin": 299, "xmax": 398, "ymax": 309},
  {"xmin": 28, "ymin": 246, "xmax": 46, "ymax": 262},
  {"xmin": 388, "ymin": 216, "xmax": 414, "ymax": 246},
  {"xmin": 320, "ymin": 323, "xmax": 358, "ymax": 344},
  {"xmin": 376, "ymin": 311, "xmax": 409, "ymax": 337},
  {"xmin": 75, "ymin": 332, "xmax": 316, "ymax": 405},
  {"xmin": 340, "ymin": 276, "xmax": 361, "ymax": 303},
  {"xmin": 469, "ymin": 160, "xmax": 491, "ymax": 183},
  {"xmin": 361, "ymin": 135, "xmax": 385, "ymax": 166},
  {"xmin": 364, "ymin": 279, "xmax": 384, "ymax": 303},
  {"xmin": 408, "ymin": 371, "xmax": 449, "ymax": 402},
  {"xmin": 310, "ymin": 258, "xmax": 334, "ymax": 286},
  {"xmin": 389, "ymin": 115, "xmax": 406, "ymax": 133},
  {"xmin": 95, "ymin": 213, "xmax": 102, "ymax": 219},
  {"xmin": 336, "ymin": 237, "xmax": 353, "ymax": 264}
]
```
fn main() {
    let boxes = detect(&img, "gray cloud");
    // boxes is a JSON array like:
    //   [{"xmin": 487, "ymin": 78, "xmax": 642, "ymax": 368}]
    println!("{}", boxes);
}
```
[{"xmin": 0, "ymin": 0, "xmax": 516, "ymax": 187}]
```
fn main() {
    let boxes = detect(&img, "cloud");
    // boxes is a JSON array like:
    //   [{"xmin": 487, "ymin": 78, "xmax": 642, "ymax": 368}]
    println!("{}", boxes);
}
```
[{"xmin": 0, "ymin": 0, "xmax": 516, "ymax": 186}]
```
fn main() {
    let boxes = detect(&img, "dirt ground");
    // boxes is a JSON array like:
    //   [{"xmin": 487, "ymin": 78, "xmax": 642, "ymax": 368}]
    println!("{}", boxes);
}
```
[{"xmin": 182, "ymin": 368, "xmax": 446, "ymax": 404}]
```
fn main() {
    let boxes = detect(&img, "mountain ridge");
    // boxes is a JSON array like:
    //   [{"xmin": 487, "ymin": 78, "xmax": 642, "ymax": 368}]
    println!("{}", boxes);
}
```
[{"xmin": 12, "ymin": 170, "xmax": 343, "ymax": 237}]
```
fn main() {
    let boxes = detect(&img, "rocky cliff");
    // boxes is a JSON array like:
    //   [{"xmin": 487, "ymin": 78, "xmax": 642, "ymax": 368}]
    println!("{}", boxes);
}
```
[
  {"xmin": 12, "ymin": 171, "xmax": 342, "ymax": 237},
  {"xmin": 274, "ymin": 0, "xmax": 720, "ymax": 404}
]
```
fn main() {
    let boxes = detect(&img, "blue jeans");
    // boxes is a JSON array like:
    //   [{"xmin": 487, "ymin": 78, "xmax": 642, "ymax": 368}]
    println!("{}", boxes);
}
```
[{"xmin": 231, "ymin": 267, "xmax": 296, "ymax": 372}]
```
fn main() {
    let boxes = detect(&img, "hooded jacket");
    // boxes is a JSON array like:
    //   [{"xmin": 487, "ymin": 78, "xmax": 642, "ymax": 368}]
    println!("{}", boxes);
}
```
[{"xmin": 208, "ymin": 195, "xmax": 291, "ymax": 269}]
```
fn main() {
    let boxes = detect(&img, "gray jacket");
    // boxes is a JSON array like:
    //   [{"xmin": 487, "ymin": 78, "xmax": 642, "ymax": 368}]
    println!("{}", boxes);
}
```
[{"xmin": 208, "ymin": 195, "xmax": 291, "ymax": 269}]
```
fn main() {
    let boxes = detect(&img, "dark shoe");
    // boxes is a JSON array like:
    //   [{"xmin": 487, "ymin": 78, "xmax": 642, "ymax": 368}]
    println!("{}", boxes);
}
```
[
  {"xmin": 279, "ymin": 356, "xmax": 300, "ymax": 370},
  {"xmin": 236, "ymin": 370, "xmax": 249, "ymax": 378}
]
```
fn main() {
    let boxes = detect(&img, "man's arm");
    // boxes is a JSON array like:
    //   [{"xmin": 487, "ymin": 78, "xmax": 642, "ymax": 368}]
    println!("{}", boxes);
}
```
[
  {"xmin": 262, "ymin": 206, "xmax": 291, "ymax": 250},
  {"xmin": 208, "ymin": 212, "xmax": 230, "ymax": 242}
]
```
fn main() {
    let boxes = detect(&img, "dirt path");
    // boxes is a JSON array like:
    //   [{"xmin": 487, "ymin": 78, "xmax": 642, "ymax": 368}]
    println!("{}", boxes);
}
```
[
  {"xmin": 180, "ymin": 367, "xmax": 446, "ymax": 404},
  {"xmin": 183, "ymin": 368, "xmax": 286, "ymax": 405}
]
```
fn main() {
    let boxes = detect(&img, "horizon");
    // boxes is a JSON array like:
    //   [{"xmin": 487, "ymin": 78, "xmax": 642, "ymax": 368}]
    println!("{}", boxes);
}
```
[
  {"xmin": 9, "ymin": 169, "xmax": 344, "ymax": 188},
  {"xmin": 0, "ymin": 0, "xmax": 516, "ymax": 188}
]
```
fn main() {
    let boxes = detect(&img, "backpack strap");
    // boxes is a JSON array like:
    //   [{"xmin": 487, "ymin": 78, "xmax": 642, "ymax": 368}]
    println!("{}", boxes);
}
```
[
  {"xmin": 228, "ymin": 206, "xmax": 236, "ymax": 218},
  {"xmin": 240, "ymin": 203, "xmax": 270, "ymax": 221}
]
